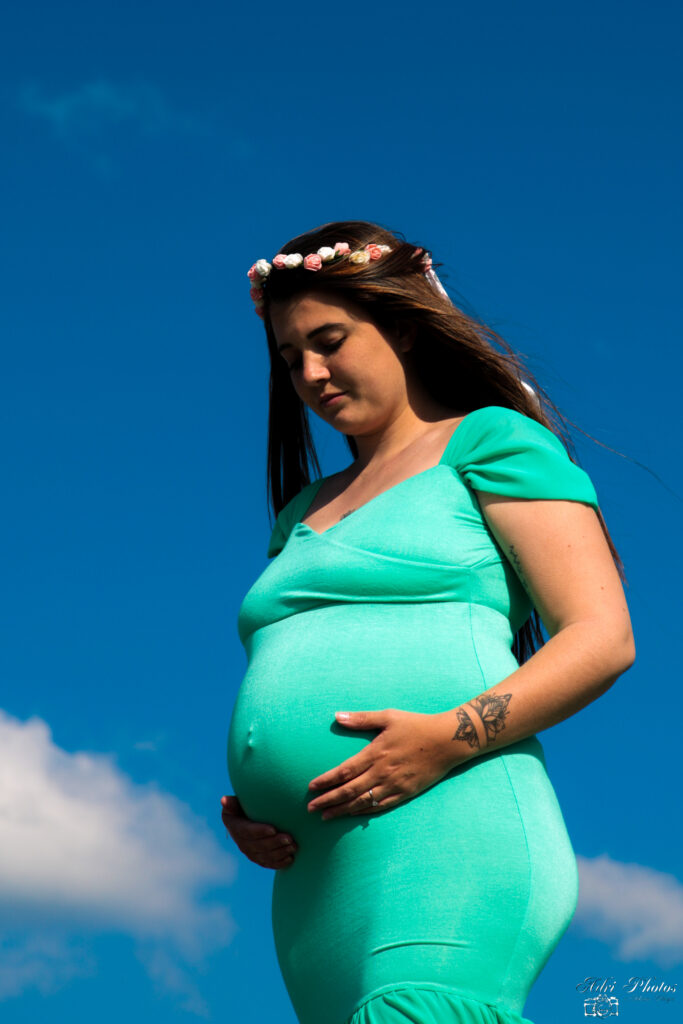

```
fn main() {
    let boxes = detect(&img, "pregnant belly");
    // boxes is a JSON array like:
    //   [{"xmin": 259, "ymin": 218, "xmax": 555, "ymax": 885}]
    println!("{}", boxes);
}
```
[{"xmin": 227, "ymin": 601, "xmax": 518, "ymax": 832}]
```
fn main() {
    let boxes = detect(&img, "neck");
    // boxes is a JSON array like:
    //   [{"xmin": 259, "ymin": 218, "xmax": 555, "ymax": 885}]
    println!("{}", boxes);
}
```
[{"xmin": 350, "ymin": 389, "xmax": 462, "ymax": 473}]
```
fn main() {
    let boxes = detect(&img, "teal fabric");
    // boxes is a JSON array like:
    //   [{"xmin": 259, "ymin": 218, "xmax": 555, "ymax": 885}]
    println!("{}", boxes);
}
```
[
  {"xmin": 348, "ymin": 985, "xmax": 535, "ymax": 1024},
  {"xmin": 228, "ymin": 407, "xmax": 598, "ymax": 1024}
]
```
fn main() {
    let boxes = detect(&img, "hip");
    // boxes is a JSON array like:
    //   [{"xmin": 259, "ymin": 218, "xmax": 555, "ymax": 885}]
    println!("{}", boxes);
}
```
[{"xmin": 270, "ymin": 743, "xmax": 578, "ymax": 1022}]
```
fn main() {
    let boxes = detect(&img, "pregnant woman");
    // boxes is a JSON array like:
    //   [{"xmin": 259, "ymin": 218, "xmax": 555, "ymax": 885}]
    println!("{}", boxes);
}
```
[{"xmin": 223, "ymin": 220, "xmax": 635, "ymax": 1024}]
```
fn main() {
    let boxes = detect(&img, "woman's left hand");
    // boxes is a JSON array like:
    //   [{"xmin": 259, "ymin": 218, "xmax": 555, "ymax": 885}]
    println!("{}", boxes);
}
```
[{"xmin": 307, "ymin": 708, "xmax": 468, "ymax": 819}]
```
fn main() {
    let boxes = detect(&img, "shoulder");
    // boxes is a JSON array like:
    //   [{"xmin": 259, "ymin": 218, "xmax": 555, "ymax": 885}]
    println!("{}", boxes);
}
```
[
  {"xmin": 452, "ymin": 405, "xmax": 565, "ymax": 449},
  {"xmin": 442, "ymin": 406, "xmax": 599, "ymax": 509}
]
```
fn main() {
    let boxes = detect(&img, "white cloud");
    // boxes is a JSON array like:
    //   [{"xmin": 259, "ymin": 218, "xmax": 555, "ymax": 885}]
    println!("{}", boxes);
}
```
[
  {"xmin": 0, "ymin": 934, "xmax": 94, "ymax": 1001},
  {"xmin": 574, "ymin": 853, "xmax": 683, "ymax": 967},
  {"xmin": 133, "ymin": 737, "xmax": 161, "ymax": 752},
  {"xmin": 0, "ymin": 709, "xmax": 236, "ymax": 1008},
  {"xmin": 17, "ymin": 78, "xmax": 190, "ymax": 139},
  {"xmin": 137, "ymin": 946, "xmax": 212, "ymax": 1019},
  {"xmin": 15, "ymin": 78, "xmax": 252, "ymax": 175}
]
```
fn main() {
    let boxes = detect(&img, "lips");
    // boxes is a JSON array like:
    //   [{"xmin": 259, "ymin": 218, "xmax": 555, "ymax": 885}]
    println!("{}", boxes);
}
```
[{"xmin": 319, "ymin": 391, "xmax": 347, "ymax": 407}]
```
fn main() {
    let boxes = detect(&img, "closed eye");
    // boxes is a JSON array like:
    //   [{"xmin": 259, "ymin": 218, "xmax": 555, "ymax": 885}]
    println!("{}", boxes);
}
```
[{"xmin": 283, "ymin": 337, "xmax": 344, "ymax": 374}]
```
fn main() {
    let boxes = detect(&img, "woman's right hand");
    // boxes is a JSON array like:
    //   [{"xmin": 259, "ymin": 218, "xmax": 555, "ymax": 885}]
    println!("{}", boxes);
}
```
[{"xmin": 220, "ymin": 795, "xmax": 298, "ymax": 870}]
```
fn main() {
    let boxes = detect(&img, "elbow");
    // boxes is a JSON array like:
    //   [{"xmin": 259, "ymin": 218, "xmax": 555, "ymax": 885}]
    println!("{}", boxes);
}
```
[
  {"xmin": 578, "ymin": 615, "xmax": 635, "ymax": 692},
  {"xmin": 617, "ymin": 611, "xmax": 636, "ymax": 672},
  {"xmin": 599, "ymin": 601, "xmax": 636, "ymax": 677},
  {"xmin": 622, "ymin": 631, "xmax": 636, "ymax": 672},
  {"xmin": 603, "ymin": 627, "xmax": 636, "ymax": 684}
]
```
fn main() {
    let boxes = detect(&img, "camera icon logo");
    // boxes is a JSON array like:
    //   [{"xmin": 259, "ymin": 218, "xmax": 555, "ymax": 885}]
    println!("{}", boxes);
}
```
[{"xmin": 584, "ymin": 995, "xmax": 619, "ymax": 1017}]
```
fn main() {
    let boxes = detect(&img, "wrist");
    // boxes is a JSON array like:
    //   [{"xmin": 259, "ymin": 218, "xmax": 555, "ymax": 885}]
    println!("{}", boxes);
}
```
[{"xmin": 434, "ymin": 709, "xmax": 479, "ymax": 773}]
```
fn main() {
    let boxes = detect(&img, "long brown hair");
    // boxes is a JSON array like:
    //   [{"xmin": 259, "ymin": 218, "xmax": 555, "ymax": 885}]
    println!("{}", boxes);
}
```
[{"xmin": 256, "ymin": 219, "xmax": 625, "ymax": 663}]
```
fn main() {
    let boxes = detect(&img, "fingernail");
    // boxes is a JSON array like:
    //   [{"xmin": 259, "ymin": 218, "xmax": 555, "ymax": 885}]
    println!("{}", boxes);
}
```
[{"xmin": 336, "ymin": 712, "xmax": 350, "ymax": 721}]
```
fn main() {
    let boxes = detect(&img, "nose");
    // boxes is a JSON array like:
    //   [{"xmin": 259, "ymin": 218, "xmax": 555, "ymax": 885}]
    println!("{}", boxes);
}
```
[{"xmin": 300, "ymin": 352, "xmax": 331, "ymax": 386}]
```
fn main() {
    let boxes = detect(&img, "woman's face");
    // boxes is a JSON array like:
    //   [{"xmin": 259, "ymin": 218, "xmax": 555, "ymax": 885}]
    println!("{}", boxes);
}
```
[{"xmin": 269, "ymin": 291, "xmax": 414, "ymax": 437}]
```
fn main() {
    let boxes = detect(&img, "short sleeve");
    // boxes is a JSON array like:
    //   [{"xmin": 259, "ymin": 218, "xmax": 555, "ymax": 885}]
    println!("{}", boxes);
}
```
[
  {"xmin": 447, "ymin": 406, "xmax": 599, "ymax": 508},
  {"xmin": 266, "ymin": 480, "xmax": 322, "ymax": 558}
]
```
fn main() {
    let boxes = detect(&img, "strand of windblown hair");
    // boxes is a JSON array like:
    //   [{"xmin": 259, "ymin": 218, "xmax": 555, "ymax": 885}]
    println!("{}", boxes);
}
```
[{"xmin": 425, "ymin": 262, "xmax": 541, "ymax": 408}]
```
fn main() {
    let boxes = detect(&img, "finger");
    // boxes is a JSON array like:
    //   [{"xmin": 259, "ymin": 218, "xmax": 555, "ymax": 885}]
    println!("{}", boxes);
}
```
[
  {"xmin": 321, "ymin": 784, "xmax": 383, "ymax": 820},
  {"xmin": 308, "ymin": 769, "xmax": 376, "ymax": 815},
  {"xmin": 241, "ymin": 834, "xmax": 297, "ymax": 857},
  {"xmin": 263, "ymin": 843, "xmax": 297, "ymax": 865},
  {"xmin": 249, "ymin": 847, "xmax": 296, "ymax": 869},
  {"xmin": 322, "ymin": 786, "xmax": 402, "ymax": 821},
  {"xmin": 235, "ymin": 819, "xmax": 294, "ymax": 843},
  {"xmin": 348, "ymin": 792, "xmax": 403, "ymax": 816},
  {"xmin": 247, "ymin": 849, "xmax": 296, "ymax": 868},
  {"xmin": 222, "ymin": 815, "xmax": 274, "ymax": 839},
  {"xmin": 228, "ymin": 824, "xmax": 297, "ymax": 853},
  {"xmin": 236, "ymin": 839, "xmax": 296, "ymax": 866},
  {"xmin": 334, "ymin": 710, "xmax": 391, "ymax": 731},
  {"xmin": 253, "ymin": 857, "xmax": 295, "ymax": 871},
  {"xmin": 308, "ymin": 752, "xmax": 374, "ymax": 800},
  {"xmin": 220, "ymin": 795, "xmax": 246, "ymax": 820},
  {"xmin": 226, "ymin": 818, "xmax": 279, "ymax": 840}
]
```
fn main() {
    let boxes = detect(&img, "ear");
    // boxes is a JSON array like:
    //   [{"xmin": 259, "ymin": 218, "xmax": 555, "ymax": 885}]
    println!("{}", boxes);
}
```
[{"xmin": 397, "ymin": 325, "xmax": 416, "ymax": 353}]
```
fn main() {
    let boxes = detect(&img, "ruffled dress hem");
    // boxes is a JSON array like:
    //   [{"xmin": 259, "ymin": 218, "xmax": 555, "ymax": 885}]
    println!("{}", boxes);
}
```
[{"xmin": 346, "ymin": 983, "xmax": 534, "ymax": 1024}]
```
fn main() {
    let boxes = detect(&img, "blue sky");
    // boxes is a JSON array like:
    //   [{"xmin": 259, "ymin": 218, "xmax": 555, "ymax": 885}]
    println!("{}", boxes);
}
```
[{"xmin": 1, "ymin": 1, "xmax": 681, "ymax": 1021}]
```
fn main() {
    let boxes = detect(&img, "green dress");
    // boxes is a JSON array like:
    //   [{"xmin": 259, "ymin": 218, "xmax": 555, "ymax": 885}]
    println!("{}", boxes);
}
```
[{"xmin": 227, "ymin": 406, "xmax": 599, "ymax": 1024}]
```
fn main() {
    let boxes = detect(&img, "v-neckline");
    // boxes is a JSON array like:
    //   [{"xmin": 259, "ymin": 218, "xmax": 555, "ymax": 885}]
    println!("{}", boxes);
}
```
[{"xmin": 296, "ymin": 410, "xmax": 478, "ymax": 538}]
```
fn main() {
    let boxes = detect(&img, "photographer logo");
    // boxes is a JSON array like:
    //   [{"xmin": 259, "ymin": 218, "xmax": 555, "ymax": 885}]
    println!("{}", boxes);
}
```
[{"xmin": 584, "ymin": 995, "xmax": 619, "ymax": 1017}]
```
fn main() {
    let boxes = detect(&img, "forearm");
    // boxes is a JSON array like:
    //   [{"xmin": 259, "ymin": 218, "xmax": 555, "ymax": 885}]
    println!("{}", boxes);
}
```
[{"xmin": 439, "ymin": 619, "xmax": 635, "ymax": 771}]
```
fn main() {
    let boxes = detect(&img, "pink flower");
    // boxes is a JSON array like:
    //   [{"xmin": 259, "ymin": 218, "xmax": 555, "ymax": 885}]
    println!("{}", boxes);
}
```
[
  {"xmin": 272, "ymin": 254, "xmax": 287, "ymax": 269},
  {"xmin": 304, "ymin": 253, "xmax": 323, "ymax": 271},
  {"xmin": 247, "ymin": 264, "xmax": 260, "ymax": 282},
  {"xmin": 334, "ymin": 242, "xmax": 350, "ymax": 255},
  {"xmin": 255, "ymin": 306, "xmax": 265, "ymax": 319},
  {"xmin": 365, "ymin": 244, "xmax": 383, "ymax": 261},
  {"xmin": 250, "ymin": 286, "xmax": 263, "ymax": 301}
]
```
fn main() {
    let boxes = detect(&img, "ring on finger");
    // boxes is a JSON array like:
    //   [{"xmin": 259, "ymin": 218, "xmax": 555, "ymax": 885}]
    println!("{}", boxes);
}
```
[{"xmin": 368, "ymin": 788, "xmax": 380, "ymax": 807}]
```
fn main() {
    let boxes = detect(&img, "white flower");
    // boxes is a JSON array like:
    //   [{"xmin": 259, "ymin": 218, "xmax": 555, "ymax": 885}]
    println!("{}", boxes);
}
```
[
  {"xmin": 255, "ymin": 259, "xmax": 272, "ymax": 277},
  {"xmin": 317, "ymin": 246, "xmax": 336, "ymax": 262},
  {"xmin": 378, "ymin": 245, "xmax": 392, "ymax": 255},
  {"xmin": 349, "ymin": 250, "xmax": 370, "ymax": 265},
  {"xmin": 284, "ymin": 253, "xmax": 304, "ymax": 268}
]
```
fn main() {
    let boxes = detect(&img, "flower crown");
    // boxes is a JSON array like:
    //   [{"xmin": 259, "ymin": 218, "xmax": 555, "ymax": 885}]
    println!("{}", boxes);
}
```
[{"xmin": 246, "ymin": 242, "xmax": 434, "ymax": 318}]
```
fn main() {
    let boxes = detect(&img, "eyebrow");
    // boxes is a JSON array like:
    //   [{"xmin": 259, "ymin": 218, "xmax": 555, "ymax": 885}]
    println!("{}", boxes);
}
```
[{"xmin": 276, "ymin": 322, "xmax": 347, "ymax": 353}]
